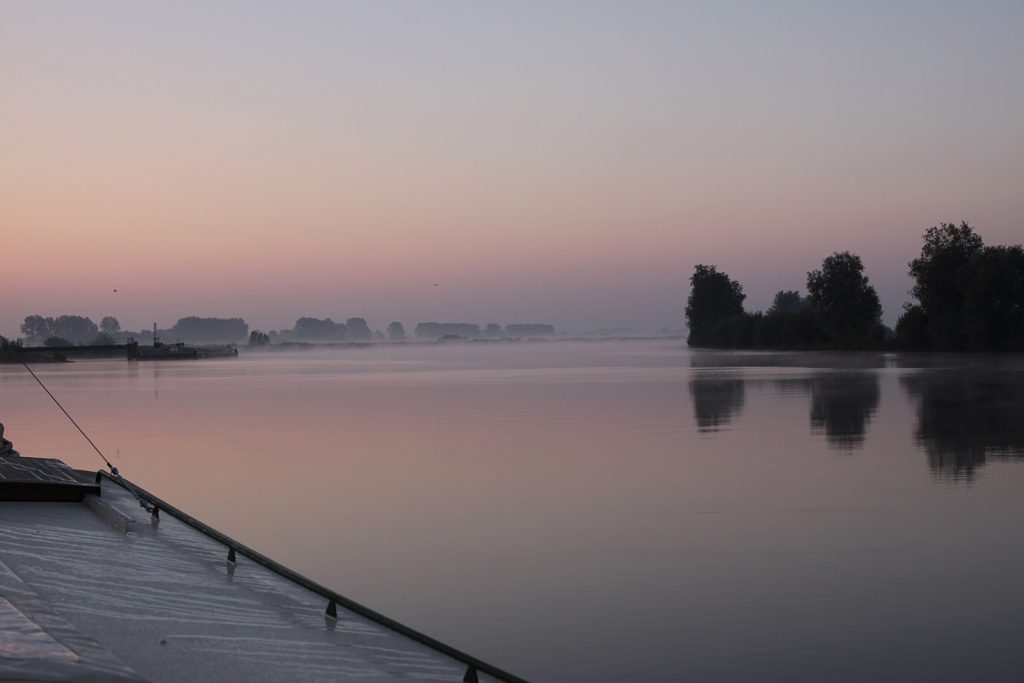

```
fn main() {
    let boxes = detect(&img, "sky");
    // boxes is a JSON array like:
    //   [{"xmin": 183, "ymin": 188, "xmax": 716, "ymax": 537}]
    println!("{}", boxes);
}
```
[{"xmin": 2, "ymin": 1, "xmax": 1022, "ymax": 337}]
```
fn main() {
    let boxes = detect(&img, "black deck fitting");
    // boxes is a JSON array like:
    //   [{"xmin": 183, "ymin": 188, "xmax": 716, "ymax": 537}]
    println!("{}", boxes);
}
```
[
  {"xmin": 227, "ymin": 547, "xmax": 236, "ymax": 563},
  {"xmin": 325, "ymin": 599, "xmax": 338, "ymax": 619},
  {"xmin": 464, "ymin": 665, "xmax": 480, "ymax": 683},
  {"xmin": 151, "ymin": 506, "xmax": 160, "ymax": 520}
]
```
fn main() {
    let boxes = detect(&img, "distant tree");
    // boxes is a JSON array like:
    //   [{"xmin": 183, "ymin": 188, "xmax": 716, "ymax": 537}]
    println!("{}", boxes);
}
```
[
  {"xmin": 894, "ymin": 304, "xmax": 929, "ymax": 351},
  {"xmin": 387, "ymin": 322, "xmax": 406, "ymax": 341},
  {"xmin": 0, "ymin": 336, "xmax": 23, "ymax": 360},
  {"xmin": 768, "ymin": 290, "xmax": 808, "ymax": 315},
  {"xmin": 21, "ymin": 315, "xmax": 54, "ymax": 343},
  {"xmin": 685, "ymin": 265, "xmax": 746, "ymax": 347},
  {"xmin": 484, "ymin": 323, "xmax": 502, "ymax": 337},
  {"xmin": 506, "ymin": 324, "xmax": 555, "ymax": 336},
  {"xmin": 249, "ymin": 330, "xmax": 270, "ymax": 346},
  {"xmin": 90, "ymin": 333, "xmax": 115, "ymax": 346},
  {"xmin": 373, "ymin": 329, "xmax": 386, "ymax": 341},
  {"xmin": 292, "ymin": 317, "xmax": 343, "ymax": 341},
  {"xmin": 345, "ymin": 317, "xmax": 372, "ymax": 341},
  {"xmin": 100, "ymin": 316, "xmax": 121, "ymax": 335},
  {"xmin": 44, "ymin": 336, "xmax": 71, "ymax": 347},
  {"xmin": 806, "ymin": 252, "xmax": 883, "ymax": 348},
  {"xmin": 170, "ymin": 317, "xmax": 248, "ymax": 343},
  {"xmin": 907, "ymin": 222, "xmax": 984, "ymax": 350},
  {"xmin": 51, "ymin": 316, "xmax": 99, "ymax": 345},
  {"xmin": 415, "ymin": 323, "xmax": 482, "ymax": 339}
]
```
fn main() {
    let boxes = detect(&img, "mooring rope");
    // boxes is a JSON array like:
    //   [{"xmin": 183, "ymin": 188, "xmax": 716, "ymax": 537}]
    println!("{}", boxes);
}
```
[
  {"xmin": 20, "ymin": 361, "xmax": 157, "ymax": 513},
  {"xmin": 21, "ymin": 361, "xmax": 118, "ymax": 475}
]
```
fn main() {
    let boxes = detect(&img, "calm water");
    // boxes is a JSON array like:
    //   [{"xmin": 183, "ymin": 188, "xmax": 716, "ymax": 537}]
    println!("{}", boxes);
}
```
[{"xmin": 2, "ymin": 341, "xmax": 1024, "ymax": 681}]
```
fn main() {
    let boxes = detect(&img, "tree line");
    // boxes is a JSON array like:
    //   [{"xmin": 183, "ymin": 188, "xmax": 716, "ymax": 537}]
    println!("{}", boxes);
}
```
[
  {"xmin": 19, "ymin": 315, "xmax": 125, "ymax": 346},
  {"xmin": 264, "ymin": 320, "xmax": 555, "ymax": 343},
  {"xmin": 17, "ymin": 315, "xmax": 250, "ymax": 346},
  {"xmin": 11, "ymin": 314, "xmax": 558, "ymax": 347},
  {"xmin": 685, "ymin": 223, "xmax": 1024, "ymax": 351}
]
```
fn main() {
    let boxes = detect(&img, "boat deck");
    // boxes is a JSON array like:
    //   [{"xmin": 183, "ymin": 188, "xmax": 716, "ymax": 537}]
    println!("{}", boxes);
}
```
[{"xmin": 0, "ymin": 461, "xmax": 514, "ymax": 682}]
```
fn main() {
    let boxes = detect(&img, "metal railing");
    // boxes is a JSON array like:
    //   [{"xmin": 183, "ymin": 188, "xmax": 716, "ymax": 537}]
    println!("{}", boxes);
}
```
[{"xmin": 98, "ymin": 470, "xmax": 527, "ymax": 683}]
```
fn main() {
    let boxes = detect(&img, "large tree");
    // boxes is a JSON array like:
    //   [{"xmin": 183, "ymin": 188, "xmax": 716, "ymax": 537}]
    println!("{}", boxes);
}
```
[
  {"xmin": 806, "ymin": 252, "xmax": 882, "ymax": 348},
  {"xmin": 387, "ymin": 322, "xmax": 406, "ymax": 341},
  {"xmin": 100, "ymin": 316, "xmax": 121, "ymax": 335},
  {"xmin": 907, "ymin": 222, "xmax": 984, "ymax": 350},
  {"xmin": 685, "ymin": 264, "xmax": 745, "ymax": 347},
  {"xmin": 345, "ymin": 317, "xmax": 372, "ymax": 341},
  {"xmin": 960, "ymin": 245, "xmax": 1024, "ymax": 351},
  {"xmin": 249, "ymin": 330, "xmax": 270, "ymax": 346},
  {"xmin": 21, "ymin": 315, "xmax": 54, "ymax": 343},
  {"xmin": 51, "ymin": 315, "xmax": 99, "ymax": 345},
  {"xmin": 292, "ymin": 317, "xmax": 343, "ymax": 341},
  {"xmin": 169, "ymin": 317, "xmax": 248, "ymax": 343}
]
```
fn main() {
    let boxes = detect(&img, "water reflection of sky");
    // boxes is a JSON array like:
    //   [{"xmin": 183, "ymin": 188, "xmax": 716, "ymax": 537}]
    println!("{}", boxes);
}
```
[{"xmin": 3, "ymin": 343, "xmax": 1024, "ymax": 681}]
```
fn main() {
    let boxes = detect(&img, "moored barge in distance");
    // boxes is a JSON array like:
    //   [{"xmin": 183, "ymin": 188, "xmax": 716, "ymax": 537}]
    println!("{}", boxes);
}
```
[
  {"xmin": 0, "ymin": 454, "xmax": 524, "ymax": 683},
  {"xmin": 127, "ymin": 324, "xmax": 238, "ymax": 360},
  {"xmin": 127, "ymin": 340, "xmax": 238, "ymax": 360}
]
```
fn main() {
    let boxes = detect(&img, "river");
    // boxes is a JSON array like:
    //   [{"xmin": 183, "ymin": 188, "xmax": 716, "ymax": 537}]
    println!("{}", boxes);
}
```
[{"xmin": 2, "ymin": 340, "xmax": 1023, "ymax": 681}]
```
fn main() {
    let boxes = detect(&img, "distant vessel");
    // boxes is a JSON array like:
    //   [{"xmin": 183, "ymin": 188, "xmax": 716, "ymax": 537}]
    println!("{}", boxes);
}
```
[
  {"xmin": 127, "ymin": 323, "xmax": 238, "ymax": 361},
  {"xmin": 128, "ymin": 341, "xmax": 237, "ymax": 360}
]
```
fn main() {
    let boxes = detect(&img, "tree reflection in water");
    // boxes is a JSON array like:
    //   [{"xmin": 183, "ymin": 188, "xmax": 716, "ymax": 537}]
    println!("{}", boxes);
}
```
[
  {"xmin": 901, "ymin": 370, "xmax": 1024, "ymax": 480},
  {"xmin": 689, "ymin": 375, "xmax": 745, "ymax": 433},
  {"xmin": 770, "ymin": 373, "xmax": 880, "ymax": 451},
  {"xmin": 808, "ymin": 373, "xmax": 880, "ymax": 450}
]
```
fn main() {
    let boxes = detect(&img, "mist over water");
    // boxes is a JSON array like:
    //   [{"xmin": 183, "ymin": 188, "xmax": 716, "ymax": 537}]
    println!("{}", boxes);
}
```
[{"xmin": 2, "ymin": 341, "xmax": 1024, "ymax": 681}]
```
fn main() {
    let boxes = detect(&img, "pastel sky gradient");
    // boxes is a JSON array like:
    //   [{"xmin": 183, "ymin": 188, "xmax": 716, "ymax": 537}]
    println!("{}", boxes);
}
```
[{"xmin": 3, "ymin": 1, "xmax": 1022, "ymax": 336}]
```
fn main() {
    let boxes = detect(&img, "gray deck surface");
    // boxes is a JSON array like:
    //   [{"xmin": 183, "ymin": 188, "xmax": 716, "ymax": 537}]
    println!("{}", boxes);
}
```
[{"xmin": 0, "ymin": 477, "xmax": 499, "ymax": 682}]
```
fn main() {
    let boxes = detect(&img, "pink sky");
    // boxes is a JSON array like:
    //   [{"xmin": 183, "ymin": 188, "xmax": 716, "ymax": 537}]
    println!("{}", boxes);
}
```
[{"xmin": 3, "ymin": 2, "xmax": 1022, "ymax": 336}]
